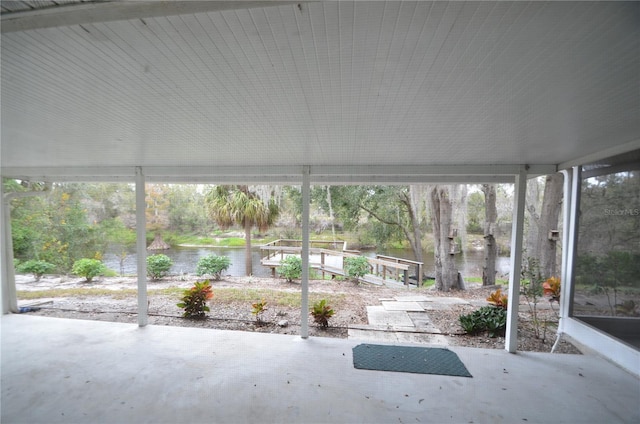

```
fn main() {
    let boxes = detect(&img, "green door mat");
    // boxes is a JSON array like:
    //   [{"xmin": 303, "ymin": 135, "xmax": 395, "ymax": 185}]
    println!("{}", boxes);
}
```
[{"xmin": 352, "ymin": 344, "xmax": 472, "ymax": 377}]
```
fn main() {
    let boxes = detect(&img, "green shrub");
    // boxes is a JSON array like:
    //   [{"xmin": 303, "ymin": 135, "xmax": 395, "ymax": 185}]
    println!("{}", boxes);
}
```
[
  {"xmin": 103, "ymin": 268, "xmax": 118, "ymax": 278},
  {"xmin": 196, "ymin": 254, "xmax": 231, "ymax": 280},
  {"xmin": 177, "ymin": 280, "xmax": 213, "ymax": 319},
  {"xmin": 459, "ymin": 306, "xmax": 506, "ymax": 338},
  {"xmin": 146, "ymin": 254, "xmax": 172, "ymax": 280},
  {"xmin": 311, "ymin": 299, "xmax": 335, "ymax": 328},
  {"xmin": 17, "ymin": 259, "xmax": 55, "ymax": 281},
  {"xmin": 277, "ymin": 256, "xmax": 302, "ymax": 282},
  {"xmin": 344, "ymin": 256, "xmax": 370, "ymax": 281},
  {"xmin": 71, "ymin": 258, "xmax": 106, "ymax": 282}
]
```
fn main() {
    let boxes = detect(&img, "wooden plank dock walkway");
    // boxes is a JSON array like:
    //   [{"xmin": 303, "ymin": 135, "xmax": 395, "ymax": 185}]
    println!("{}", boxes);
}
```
[{"xmin": 260, "ymin": 239, "xmax": 422, "ymax": 287}]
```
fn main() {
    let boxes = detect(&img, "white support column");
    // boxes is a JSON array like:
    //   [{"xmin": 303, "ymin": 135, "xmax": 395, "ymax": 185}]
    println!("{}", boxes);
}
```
[
  {"xmin": 551, "ymin": 168, "xmax": 576, "ymax": 352},
  {"xmin": 505, "ymin": 167, "xmax": 528, "ymax": 353},
  {"xmin": 563, "ymin": 166, "xmax": 581, "ymax": 318},
  {"xmin": 2, "ymin": 187, "xmax": 49, "ymax": 314},
  {"xmin": 558, "ymin": 169, "xmax": 574, "ymax": 324},
  {"xmin": 135, "ymin": 167, "xmax": 148, "ymax": 327},
  {"xmin": 1, "ymin": 183, "xmax": 19, "ymax": 314},
  {"xmin": 300, "ymin": 166, "xmax": 311, "ymax": 339}
]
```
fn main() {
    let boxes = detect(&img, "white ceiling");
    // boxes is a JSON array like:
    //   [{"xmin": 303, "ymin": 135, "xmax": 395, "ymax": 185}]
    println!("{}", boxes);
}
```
[{"xmin": 1, "ymin": 1, "xmax": 639, "ymax": 182}]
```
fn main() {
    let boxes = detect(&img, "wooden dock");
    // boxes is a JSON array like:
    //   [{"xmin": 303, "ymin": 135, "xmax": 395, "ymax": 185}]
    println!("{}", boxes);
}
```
[{"xmin": 260, "ymin": 240, "xmax": 423, "ymax": 287}]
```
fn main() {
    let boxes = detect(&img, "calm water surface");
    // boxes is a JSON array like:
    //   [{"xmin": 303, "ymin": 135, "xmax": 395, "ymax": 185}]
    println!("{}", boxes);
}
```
[{"xmin": 104, "ymin": 245, "xmax": 511, "ymax": 278}]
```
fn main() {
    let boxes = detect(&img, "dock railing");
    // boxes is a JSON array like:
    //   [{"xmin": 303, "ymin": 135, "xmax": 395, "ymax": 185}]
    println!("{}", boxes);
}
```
[
  {"xmin": 260, "ymin": 240, "xmax": 422, "ymax": 286},
  {"xmin": 375, "ymin": 254, "xmax": 424, "ymax": 286}
]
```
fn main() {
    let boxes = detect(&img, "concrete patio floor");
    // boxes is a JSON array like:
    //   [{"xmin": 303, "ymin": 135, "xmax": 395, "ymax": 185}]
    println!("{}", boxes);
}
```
[{"xmin": 1, "ymin": 315, "xmax": 638, "ymax": 424}]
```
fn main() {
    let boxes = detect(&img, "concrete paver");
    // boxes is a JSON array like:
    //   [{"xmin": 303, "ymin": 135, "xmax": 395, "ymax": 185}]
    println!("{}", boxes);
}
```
[
  {"xmin": 381, "ymin": 301, "xmax": 424, "ymax": 312},
  {"xmin": 347, "ymin": 329, "xmax": 448, "ymax": 345},
  {"xmin": 417, "ymin": 302, "xmax": 452, "ymax": 311},
  {"xmin": 407, "ymin": 312, "xmax": 441, "ymax": 333},
  {"xmin": 393, "ymin": 296, "xmax": 431, "ymax": 302},
  {"xmin": 395, "ymin": 332, "xmax": 449, "ymax": 345},
  {"xmin": 356, "ymin": 299, "xmax": 449, "ymax": 344},
  {"xmin": 366, "ymin": 306, "xmax": 414, "ymax": 327},
  {"xmin": 421, "ymin": 297, "xmax": 470, "ymax": 305}
]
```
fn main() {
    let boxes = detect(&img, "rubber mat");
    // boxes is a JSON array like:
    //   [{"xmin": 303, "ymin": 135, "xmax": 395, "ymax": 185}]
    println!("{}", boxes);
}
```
[{"xmin": 352, "ymin": 344, "xmax": 472, "ymax": 377}]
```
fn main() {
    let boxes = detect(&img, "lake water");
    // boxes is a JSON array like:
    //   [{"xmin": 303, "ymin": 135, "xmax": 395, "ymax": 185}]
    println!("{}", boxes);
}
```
[{"xmin": 104, "ymin": 245, "xmax": 511, "ymax": 279}]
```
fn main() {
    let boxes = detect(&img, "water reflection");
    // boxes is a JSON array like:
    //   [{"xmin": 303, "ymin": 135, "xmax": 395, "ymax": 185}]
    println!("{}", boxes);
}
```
[
  {"xmin": 104, "ymin": 245, "xmax": 511, "ymax": 279},
  {"xmin": 104, "ymin": 247, "xmax": 272, "ymax": 277}
]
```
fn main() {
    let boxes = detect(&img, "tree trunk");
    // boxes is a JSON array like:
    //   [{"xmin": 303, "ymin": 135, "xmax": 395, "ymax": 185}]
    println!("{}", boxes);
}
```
[
  {"xmin": 481, "ymin": 184, "xmax": 497, "ymax": 286},
  {"xmin": 536, "ymin": 173, "xmax": 564, "ymax": 279},
  {"xmin": 326, "ymin": 186, "xmax": 336, "ymax": 243},
  {"xmin": 430, "ymin": 186, "xmax": 461, "ymax": 291},
  {"xmin": 450, "ymin": 185, "xmax": 468, "ymax": 256},
  {"xmin": 244, "ymin": 219, "xmax": 253, "ymax": 276},
  {"xmin": 525, "ymin": 177, "xmax": 542, "ymax": 257},
  {"xmin": 407, "ymin": 185, "xmax": 424, "ymax": 265}
]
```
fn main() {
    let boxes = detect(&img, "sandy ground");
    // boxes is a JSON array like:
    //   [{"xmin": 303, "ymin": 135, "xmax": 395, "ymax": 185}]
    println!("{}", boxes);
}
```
[{"xmin": 16, "ymin": 274, "xmax": 581, "ymax": 353}]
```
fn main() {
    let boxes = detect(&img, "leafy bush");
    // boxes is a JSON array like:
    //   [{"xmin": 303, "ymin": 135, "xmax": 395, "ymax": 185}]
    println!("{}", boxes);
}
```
[
  {"xmin": 251, "ymin": 299, "xmax": 268, "ymax": 323},
  {"xmin": 343, "ymin": 256, "xmax": 370, "ymax": 282},
  {"xmin": 17, "ymin": 259, "xmax": 55, "ymax": 281},
  {"xmin": 459, "ymin": 306, "xmax": 506, "ymax": 338},
  {"xmin": 277, "ymin": 256, "xmax": 302, "ymax": 282},
  {"xmin": 146, "ymin": 254, "xmax": 172, "ymax": 280},
  {"xmin": 311, "ymin": 299, "xmax": 335, "ymax": 328},
  {"xmin": 71, "ymin": 258, "xmax": 106, "ymax": 282},
  {"xmin": 196, "ymin": 254, "xmax": 231, "ymax": 280},
  {"xmin": 177, "ymin": 280, "xmax": 213, "ymax": 319}
]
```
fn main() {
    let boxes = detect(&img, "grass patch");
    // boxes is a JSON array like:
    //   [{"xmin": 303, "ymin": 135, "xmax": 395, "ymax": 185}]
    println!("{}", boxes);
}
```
[
  {"xmin": 170, "ymin": 234, "xmax": 246, "ymax": 247},
  {"xmin": 421, "ymin": 279, "xmax": 436, "ymax": 288},
  {"xmin": 210, "ymin": 287, "xmax": 346, "ymax": 309},
  {"xmin": 17, "ymin": 286, "xmax": 346, "ymax": 310},
  {"xmin": 17, "ymin": 287, "xmax": 188, "ymax": 300},
  {"xmin": 219, "ymin": 237, "xmax": 245, "ymax": 247},
  {"xmin": 464, "ymin": 277, "xmax": 509, "ymax": 285},
  {"xmin": 308, "ymin": 269, "xmax": 345, "ymax": 281},
  {"xmin": 103, "ymin": 268, "xmax": 119, "ymax": 277},
  {"xmin": 168, "ymin": 234, "xmax": 216, "ymax": 246},
  {"xmin": 17, "ymin": 288, "xmax": 138, "ymax": 300}
]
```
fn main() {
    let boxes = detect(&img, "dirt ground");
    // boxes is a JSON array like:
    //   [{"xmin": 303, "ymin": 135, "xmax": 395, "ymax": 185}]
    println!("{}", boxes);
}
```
[{"xmin": 16, "ymin": 274, "xmax": 581, "ymax": 354}]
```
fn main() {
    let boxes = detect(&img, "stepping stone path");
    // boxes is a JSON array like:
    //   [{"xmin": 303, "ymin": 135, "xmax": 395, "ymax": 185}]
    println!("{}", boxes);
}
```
[{"xmin": 348, "ymin": 295, "xmax": 471, "ymax": 345}]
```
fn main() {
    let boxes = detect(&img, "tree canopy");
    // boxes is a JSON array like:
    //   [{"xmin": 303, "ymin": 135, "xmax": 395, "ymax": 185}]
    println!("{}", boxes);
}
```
[{"xmin": 205, "ymin": 185, "xmax": 279, "ymax": 276}]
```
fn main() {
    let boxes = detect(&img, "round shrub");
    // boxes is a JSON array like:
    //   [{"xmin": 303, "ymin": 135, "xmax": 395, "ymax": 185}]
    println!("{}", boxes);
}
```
[
  {"xmin": 459, "ymin": 306, "xmax": 506, "ymax": 338},
  {"xmin": 146, "ymin": 254, "xmax": 173, "ymax": 280},
  {"xmin": 17, "ymin": 259, "xmax": 55, "ymax": 281},
  {"xmin": 72, "ymin": 258, "xmax": 106, "ymax": 282},
  {"xmin": 277, "ymin": 256, "xmax": 302, "ymax": 282},
  {"xmin": 344, "ymin": 256, "xmax": 370, "ymax": 282},
  {"xmin": 196, "ymin": 254, "xmax": 231, "ymax": 280}
]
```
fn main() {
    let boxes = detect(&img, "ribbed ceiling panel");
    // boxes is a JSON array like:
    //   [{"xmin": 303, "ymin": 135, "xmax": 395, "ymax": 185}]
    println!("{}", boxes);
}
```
[{"xmin": 1, "ymin": 1, "xmax": 639, "ymax": 173}]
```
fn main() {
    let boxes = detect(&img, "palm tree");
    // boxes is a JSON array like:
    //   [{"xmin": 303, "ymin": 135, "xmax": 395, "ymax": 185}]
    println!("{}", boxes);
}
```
[{"xmin": 205, "ymin": 185, "xmax": 279, "ymax": 276}]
